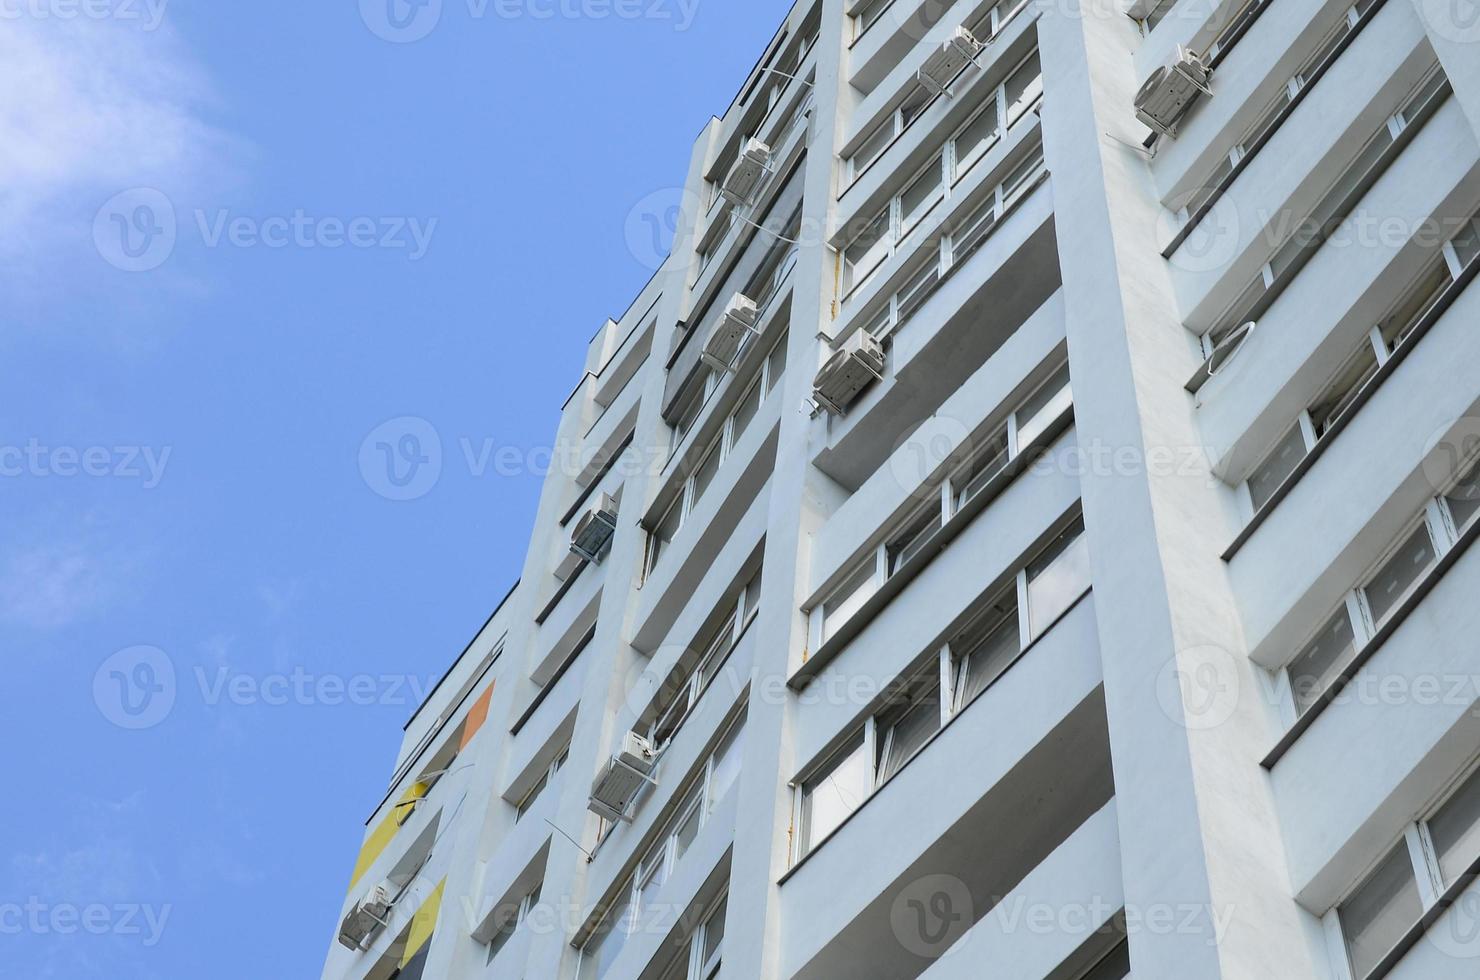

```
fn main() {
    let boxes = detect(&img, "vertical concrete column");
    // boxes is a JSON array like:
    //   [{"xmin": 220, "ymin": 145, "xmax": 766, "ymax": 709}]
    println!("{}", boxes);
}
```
[
  {"xmin": 1038, "ymin": 2, "xmax": 1330, "ymax": 977},
  {"xmin": 1410, "ymin": 0, "xmax": 1480, "ymax": 139},
  {"xmin": 719, "ymin": 1, "xmax": 850, "ymax": 978}
]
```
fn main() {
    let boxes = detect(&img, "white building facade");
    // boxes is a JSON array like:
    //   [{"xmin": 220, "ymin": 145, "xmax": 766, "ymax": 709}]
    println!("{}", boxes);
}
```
[{"xmin": 320, "ymin": 1, "xmax": 1480, "ymax": 978}]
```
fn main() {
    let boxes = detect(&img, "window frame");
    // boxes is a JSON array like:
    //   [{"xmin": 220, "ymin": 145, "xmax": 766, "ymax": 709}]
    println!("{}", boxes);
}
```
[
  {"xmin": 513, "ymin": 746, "xmax": 569, "ymax": 823},
  {"xmin": 793, "ymin": 513, "xmax": 1090, "ymax": 861},
  {"xmin": 840, "ymin": 48, "xmax": 1044, "ymax": 301},
  {"xmin": 807, "ymin": 361, "xmax": 1072, "ymax": 649},
  {"xmin": 646, "ymin": 331, "xmax": 790, "ymax": 575}
]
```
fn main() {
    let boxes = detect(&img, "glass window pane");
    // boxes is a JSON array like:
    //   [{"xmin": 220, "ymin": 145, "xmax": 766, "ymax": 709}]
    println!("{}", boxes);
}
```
[
  {"xmin": 702, "ymin": 897, "xmax": 727, "ymax": 965},
  {"xmin": 1002, "ymin": 143, "xmax": 1046, "ymax": 201},
  {"xmin": 953, "ymin": 590, "xmax": 1021, "ymax": 707},
  {"xmin": 887, "ymin": 505, "xmax": 943, "ymax": 576},
  {"xmin": 876, "ymin": 671, "xmax": 942, "ymax": 782},
  {"xmin": 587, "ymin": 896, "xmax": 634, "ymax": 979},
  {"xmin": 1242, "ymin": 87, "xmax": 1290, "ymax": 149},
  {"xmin": 690, "ymin": 441, "xmax": 722, "ymax": 505},
  {"xmin": 844, "ymin": 209, "xmax": 891, "ymax": 294},
  {"xmin": 851, "ymin": 117, "xmax": 895, "ymax": 178},
  {"xmin": 766, "ymin": 332, "xmax": 788, "ymax": 393},
  {"xmin": 1430, "ymin": 767, "xmax": 1480, "ymax": 885},
  {"xmin": 1185, "ymin": 153, "xmax": 1234, "ymax": 216},
  {"xmin": 1081, "ymin": 939, "xmax": 1132, "ymax": 980},
  {"xmin": 1015, "ymin": 364, "xmax": 1072, "ymax": 448},
  {"xmin": 650, "ymin": 498, "xmax": 684, "ymax": 571},
  {"xmin": 1248, "ymin": 424, "xmax": 1309, "ymax": 511},
  {"xmin": 895, "ymin": 258, "xmax": 940, "ymax": 323},
  {"xmin": 1379, "ymin": 261, "xmax": 1451, "ymax": 352},
  {"xmin": 1026, "ymin": 520, "xmax": 1091, "ymax": 639},
  {"xmin": 673, "ymin": 795, "xmax": 703, "ymax": 861},
  {"xmin": 954, "ymin": 425, "xmax": 1010, "ymax": 509},
  {"xmin": 1363, "ymin": 525, "xmax": 1438, "ymax": 628},
  {"xmin": 954, "ymin": 101, "xmax": 1000, "ymax": 178},
  {"xmin": 822, "ymin": 560, "xmax": 878, "ymax": 642},
  {"xmin": 1005, "ymin": 51, "xmax": 1042, "ymax": 124},
  {"xmin": 707, "ymin": 717, "xmax": 745, "ymax": 811},
  {"xmin": 899, "ymin": 85, "xmax": 931, "ymax": 128},
  {"xmin": 1287, "ymin": 609, "xmax": 1357, "ymax": 714},
  {"xmin": 1451, "ymin": 214, "xmax": 1480, "ymax": 269},
  {"xmin": 801, "ymin": 734, "xmax": 870, "ymax": 853},
  {"xmin": 730, "ymin": 379, "xmax": 762, "ymax": 445},
  {"xmin": 1446, "ymin": 458, "xmax": 1480, "ymax": 534},
  {"xmin": 900, "ymin": 157, "xmax": 944, "ymax": 233},
  {"xmin": 1340, "ymin": 846, "xmax": 1423, "ymax": 980},
  {"xmin": 1308, "ymin": 341, "xmax": 1379, "ymax": 439}
]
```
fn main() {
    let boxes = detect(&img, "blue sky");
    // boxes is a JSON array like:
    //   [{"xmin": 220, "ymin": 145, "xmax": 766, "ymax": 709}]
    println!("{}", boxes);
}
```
[{"xmin": 1, "ymin": 0, "xmax": 793, "ymax": 974}]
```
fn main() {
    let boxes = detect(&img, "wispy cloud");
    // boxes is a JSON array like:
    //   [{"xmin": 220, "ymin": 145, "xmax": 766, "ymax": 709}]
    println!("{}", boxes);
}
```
[
  {"xmin": 0, "ymin": 541, "xmax": 122, "ymax": 630},
  {"xmin": 0, "ymin": 7, "xmax": 243, "ymax": 313}
]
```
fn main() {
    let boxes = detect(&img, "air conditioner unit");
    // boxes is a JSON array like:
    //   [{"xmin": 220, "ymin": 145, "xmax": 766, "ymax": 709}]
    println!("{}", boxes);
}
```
[
  {"xmin": 701, "ymin": 294, "xmax": 761, "ymax": 372},
  {"xmin": 338, "ymin": 880, "xmax": 395, "ymax": 950},
  {"xmin": 812, "ymin": 330, "xmax": 886, "ymax": 417},
  {"xmin": 1134, "ymin": 48, "xmax": 1212, "ymax": 138},
  {"xmin": 720, "ymin": 139, "xmax": 773, "ymax": 206},
  {"xmin": 917, "ymin": 27, "xmax": 984, "ymax": 97},
  {"xmin": 570, "ymin": 493, "xmax": 619, "ymax": 564},
  {"xmin": 588, "ymin": 732, "xmax": 657, "ymax": 823}
]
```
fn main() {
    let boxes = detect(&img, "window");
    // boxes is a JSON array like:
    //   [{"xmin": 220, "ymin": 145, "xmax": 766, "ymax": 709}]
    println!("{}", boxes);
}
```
[
  {"xmin": 798, "ymin": 732, "xmax": 871, "ymax": 855},
  {"xmin": 581, "ymin": 715, "xmax": 746, "ymax": 978},
  {"xmin": 1079, "ymin": 939, "xmax": 1132, "ymax": 980},
  {"xmin": 874, "ymin": 666, "xmax": 942, "ymax": 782},
  {"xmin": 1362, "ymin": 524, "xmax": 1438, "ymax": 628},
  {"xmin": 860, "ymin": 137, "xmax": 1047, "ymax": 337},
  {"xmin": 646, "ymin": 332, "xmax": 789, "ymax": 575},
  {"xmin": 795, "ymin": 515, "xmax": 1089, "ymax": 860},
  {"xmin": 1286, "ymin": 609, "xmax": 1357, "ymax": 715},
  {"xmin": 1429, "ymin": 765, "xmax": 1480, "ymax": 886},
  {"xmin": 1283, "ymin": 465, "xmax": 1478, "ymax": 716},
  {"xmin": 951, "ymin": 589, "xmax": 1020, "ymax": 709},
  {"xmin": 1179, "ymin": 1, "xmax": 1380, "ymax": 233},
  {"xmin": 658, "ymin": 894, "xmax": 727, "ymax": 980},
  {"xmin": 647, "ymin": 567, "xmax": 762, "ymax": 752},
  {"xmin": 845, "ymin": 85, "xmax": 931, "ymax": 182},
  {"xmin": 809, "ymin": 360, "xmax": 1073, "ymax": 646},
  {"xmin": 850, "ymin": 0, "xmax": 894, "ymax": 41},
  {"xmin": 970, "ymin": 0, "xmax": 1032, "ymax": 41},
  {"xmin": 1326, "ymin": 757, "xmax": 1480, "ymax": 978},
  {"xmin": 820, "ymin": 559, "xmax": 878, "ymax": 644},
  {"xmin": 840, "ymin": 49, "xmax": 1043, "ymax": 300},
  {"xmin": 1025, "ymin": 518, "xmax": 1092, "ymax": 639},
  {"xmin": 1238, "ymin": 200, "xmax": 1478, "ymax": 518},
  {"xmin": 486, "ymin": 881, "xmax": 544, "ymax": 965},
  {"xmin": 1138, "ymin": 0, "xmax": 1179, "ymax": 31},
  {"xmin": 1203, "ymin": 66, "xmax": 1449, "ymax": 357},
  {"xmin": 514, "ymin": 747, "xmax": 568, "ymax": 822},
  {"xmin": 1338, "ymin": 845, "xmax": 1424, "ymax": 979}
]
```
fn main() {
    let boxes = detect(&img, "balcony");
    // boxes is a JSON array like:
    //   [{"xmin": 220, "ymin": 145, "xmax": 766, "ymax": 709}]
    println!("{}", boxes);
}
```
[{"xmin": 780, "ymin": 608, "xmax": 1112, "ymax": 980}]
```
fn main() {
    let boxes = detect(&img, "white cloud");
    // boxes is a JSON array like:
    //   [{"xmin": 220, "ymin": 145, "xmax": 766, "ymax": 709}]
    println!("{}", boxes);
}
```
[
  {"xmin": 0, "ymin": 7, "xmax": 242, "ymax": 298},
  {"xmin": 0, "ymin": 542, "xmax": 115, "ymax": 629}
]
